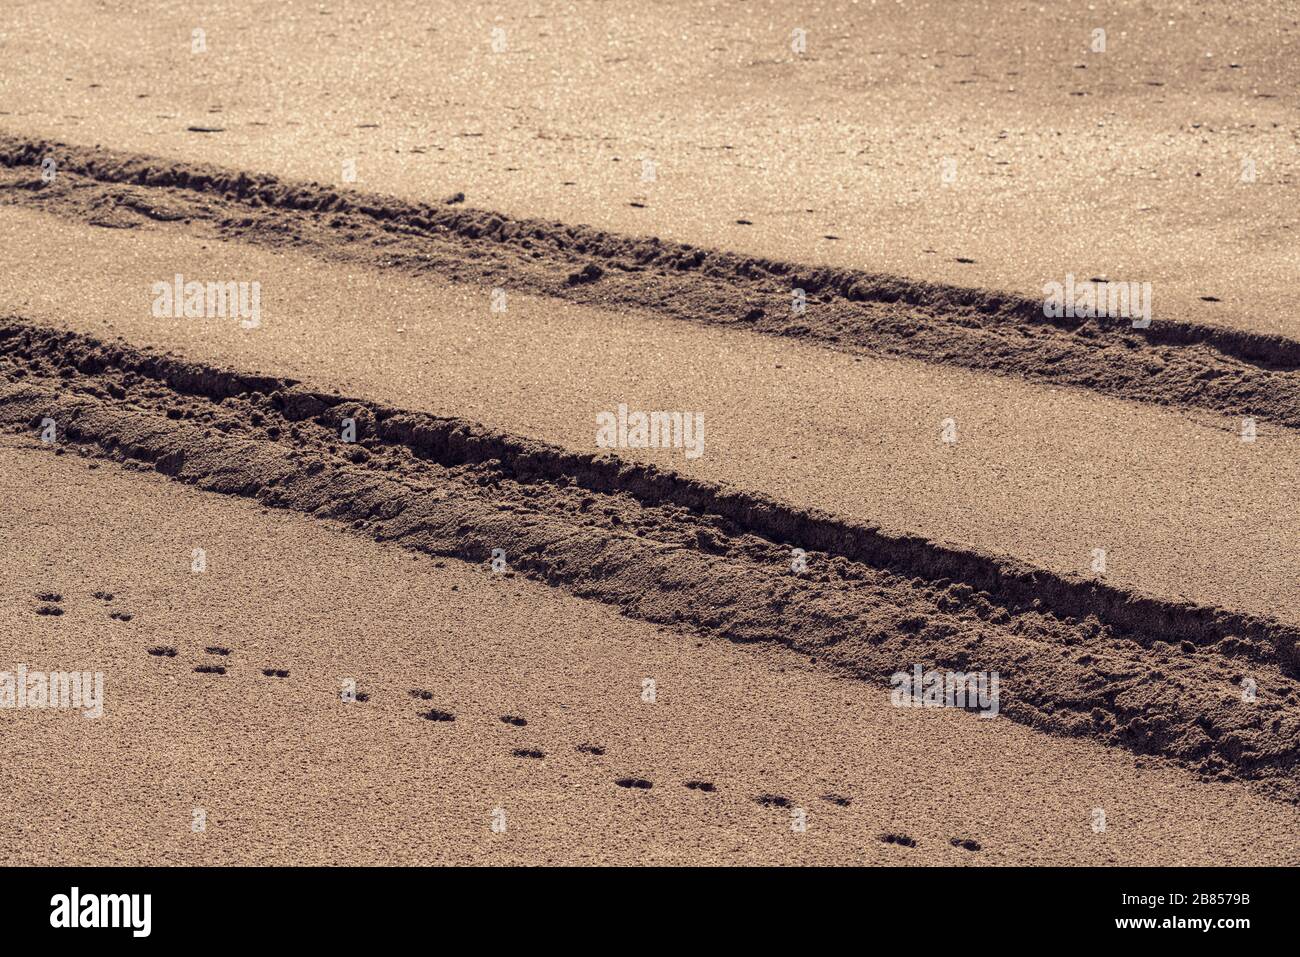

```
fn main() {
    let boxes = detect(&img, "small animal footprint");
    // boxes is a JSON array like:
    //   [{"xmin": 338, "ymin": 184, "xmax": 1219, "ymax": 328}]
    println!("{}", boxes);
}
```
[
  {"xmin": 616, "ymin": 778, "xmax": 652, "ymax": 789},
  {"xmin": 421, "ymin": 709, "xmax": 455, "ymax": 722},
  {"xmin": 881, "ymin": 833, "xmax": 917, "ymax": 848},
  {"xmin": 576, "ymin": 743, "xmax": 605, "ymax": 756},
  {"xmin": 513, "ymin": 748, "xmax": 545, "ymax": 759},
  {"xmin": 754, "ymin": 794, "xmax": 792, "ymax": 809},
  {"xmin": 205, "ymin": 647, "xmax": 231, "ymax": 656},
  {"xmin": 409, "ymin": 689, "xmax": 433, "ymax": 700},
  {"xmin": 147, "ymin": 646, "xmax": 178, "ymax": 657},
  {"xmin": 684, "ymin": 780, "xmax": 716, "ymax": 792},
  {"xmin": 194, "ymin": 665, "xmax": 226, "ymax": 675},
  {"xmin": 500, "ymin": 715, "xmax": 527, "ymax": 727},
  {"xmin": 950, "ymin": 837, "xmax": 981, "ymax": 852},
  {"xmin": 35, "ymin": 605, "xmax": 64, "ymax": 617},
  {"xmin": 821, "ymin": 793, "xmax": 852, "ymax": 807},
  {"xmin": 109, "ymin": 611, "xmax": 133, "ymax": 622},
  {"xmin": 261, "ymin": 669, "xmax": 289, "ymax": 678},
  {"xmin": 36, "ymin": 591, "xmax": 62, "ymax": 602},
  {"xmin": 91, "ymin": 591, "xmax": 114, "ymax": 601}
]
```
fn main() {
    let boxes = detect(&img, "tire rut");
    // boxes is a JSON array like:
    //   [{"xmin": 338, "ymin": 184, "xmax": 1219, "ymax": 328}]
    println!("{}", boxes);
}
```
[
  {"xmin": 1, "ymin": 318, "xmax": 1298, "ymax": 801},
  {"xmin": 3, "ymin": 133, "xmax": 1300, "ymax": 432}
]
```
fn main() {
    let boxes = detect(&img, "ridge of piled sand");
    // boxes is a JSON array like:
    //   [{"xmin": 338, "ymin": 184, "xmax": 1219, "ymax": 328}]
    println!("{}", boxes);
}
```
[
  {"xmin": 5, "ymin": 134, "xmax": 1300, "ymax": 431},
  {"xmin": 4, "ymin": 320, "xmax": 1297, "ymax": 801}
]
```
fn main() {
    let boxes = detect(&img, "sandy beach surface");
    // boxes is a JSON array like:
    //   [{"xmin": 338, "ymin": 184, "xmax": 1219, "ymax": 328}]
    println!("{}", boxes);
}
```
[
  {"xmin": 1, "ymin": 0, "xmax": 1297, "ymax": 866},
  {"xmin": 4, "ymin": 435, "xmax": 1298, "ymax": 865},
  {"xmin": 2, "ymin": 0, "xmax": 1296, "ymax": 333}
]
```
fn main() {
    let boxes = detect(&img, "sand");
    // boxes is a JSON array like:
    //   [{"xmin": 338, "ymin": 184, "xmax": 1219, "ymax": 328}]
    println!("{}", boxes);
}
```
[
  {"xmin": 3, "ymin": 435, "xmax": 1298, "ymax": 865},
  {"xmin": 1, "ymin": 0, "xmax": 1296, "ymax": 334},
  {"xmin": 1, "ymin": 0, "xmax": 1297, "ymax": 867},
  {"xmin": 1, "ymin": 207, "xmax": 1297, "ymax": 631}
]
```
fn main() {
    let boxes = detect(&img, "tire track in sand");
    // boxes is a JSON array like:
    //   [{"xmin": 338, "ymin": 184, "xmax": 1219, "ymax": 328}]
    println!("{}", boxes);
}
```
[
  {"xmin": 3, "ymin": 133, "xmax": 1300, "ymax": 431},
  {"xmin": 2, "ymin": 319, "xmax": 1297, "ymax": 801}
]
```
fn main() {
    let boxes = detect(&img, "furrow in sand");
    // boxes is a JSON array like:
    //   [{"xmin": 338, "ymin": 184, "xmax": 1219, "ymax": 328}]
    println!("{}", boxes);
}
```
[
  {"xmin": 2, "ymin": 319, "xmax": 1297, "ymax": 801},
  {"xmin": 4, "ymin": 134, "xmax": 1300, "ymax": 430}
]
